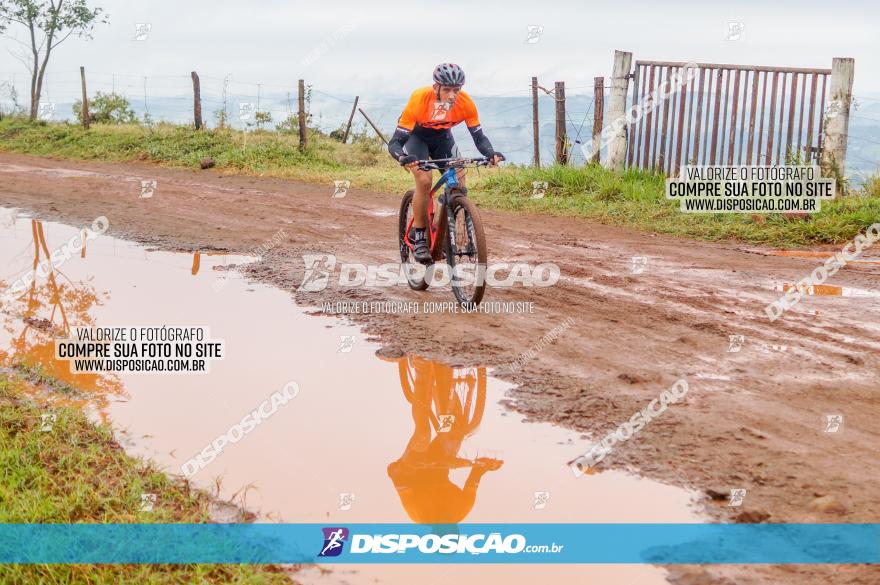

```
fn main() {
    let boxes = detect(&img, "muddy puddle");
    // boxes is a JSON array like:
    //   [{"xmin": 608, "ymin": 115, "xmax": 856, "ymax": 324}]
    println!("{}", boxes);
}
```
[{"xmin": 0, "ymin": 208, "xmax": 705, "ymax": 584}]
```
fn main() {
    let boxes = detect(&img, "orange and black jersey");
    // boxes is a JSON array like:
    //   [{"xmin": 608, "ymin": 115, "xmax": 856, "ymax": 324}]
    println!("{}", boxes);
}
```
[
  {"xmin": 388, "ymin": 86, "xmax": 496, "ymax": 161},
  {"xmin": 397, "ymin": 86, "xmax": 481, "ymax": 133}
]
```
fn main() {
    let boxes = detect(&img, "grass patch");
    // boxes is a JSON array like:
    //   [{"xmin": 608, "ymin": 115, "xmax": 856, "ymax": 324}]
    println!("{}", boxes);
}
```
[
  {"xmin": 0, "ymin": 373, "xmax": 290, "ymax": 584},
  {"xmin": 1, "ymin": 117, "xmax": 878, "ymax": 246},
  {"xmin": 0, "ymin": 116, "xmax": 408, "ymax": 195},
  {"xmin": 473, "ymin": 163, "xmax": 880, "ymax": 247}
]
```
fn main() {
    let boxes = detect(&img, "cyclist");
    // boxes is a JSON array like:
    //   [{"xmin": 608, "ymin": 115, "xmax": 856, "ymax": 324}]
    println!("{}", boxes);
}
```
[{"xmin": 388, "ymin": 63, "xmax": 504, "ymax": 264}]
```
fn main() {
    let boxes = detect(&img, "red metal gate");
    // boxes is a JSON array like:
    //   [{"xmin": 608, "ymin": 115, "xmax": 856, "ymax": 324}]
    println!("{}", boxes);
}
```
[{"xmin": 625, "ymin": 60, "xmax": 831, "ymax": 176}]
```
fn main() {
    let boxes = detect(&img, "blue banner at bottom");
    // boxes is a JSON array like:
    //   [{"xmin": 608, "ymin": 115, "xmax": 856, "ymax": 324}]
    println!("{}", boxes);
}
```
[{"xmin": 1, "ymin": 524, "xmax": 877, "ymax": 564}]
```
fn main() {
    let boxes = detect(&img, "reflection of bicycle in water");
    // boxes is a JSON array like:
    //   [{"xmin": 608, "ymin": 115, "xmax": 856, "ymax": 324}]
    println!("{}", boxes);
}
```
[{"xmin": 384, "ymin": 355, "xmax": 503, "ymax": 524}]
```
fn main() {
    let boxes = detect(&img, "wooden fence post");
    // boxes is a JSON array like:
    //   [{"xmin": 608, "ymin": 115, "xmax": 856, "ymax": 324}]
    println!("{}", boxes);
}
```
[
  {"xmin": 606, "ymin": 50, "xmax": 633, "ymax": 171},
  {"xmin": 358, "ymin": 108, "xmax": 388, "ymax": 144},
  {"xmin": 592, "ymin": 76, "xmax": 604, "ymax": 164},
  {"xmin": 79, "ymin": 66, "xmax": 89, "ymax": 130},
  {"xmin": 555, "ymin": 81, "xmax": 567, "ymax": 165},
  {"xmin": 342, "ymin": 96, "xmax": 359, "ymax": 143},
  {"xmin": 531, "ymin": 77, "xmax": 540, "ymax": 167},
  {"xmin": 821, "ymin": 57, "xmax": 855, "ymax": 181},
  {"xmin": 298, "ymin": 79, "xmax": 307, "ymax": 150},
  {"xmin": 191, "ymin": 71, "xmax": 202, "ymax": 130}
]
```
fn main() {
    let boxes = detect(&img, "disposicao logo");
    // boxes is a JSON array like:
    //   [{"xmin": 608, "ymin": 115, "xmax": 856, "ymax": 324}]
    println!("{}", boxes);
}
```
[
  {"xmin": 318, "ymin": 527, "xmax": 349, "ymax": 557},
  {"xmin": 314, "ymin": 529, "xmax": 563, "ymax": 556}
]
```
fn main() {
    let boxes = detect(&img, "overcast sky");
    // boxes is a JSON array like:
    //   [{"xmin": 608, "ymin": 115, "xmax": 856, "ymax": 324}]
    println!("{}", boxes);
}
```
[{"xmin": 1, "ymin": 0, "xmax": 878, "ymax": 99}]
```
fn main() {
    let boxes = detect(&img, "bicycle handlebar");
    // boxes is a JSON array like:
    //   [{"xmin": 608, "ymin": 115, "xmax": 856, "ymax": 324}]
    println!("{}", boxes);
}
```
[{"xmin": 415, "ymin": 157, "xmax": 493, "ymax": 171}]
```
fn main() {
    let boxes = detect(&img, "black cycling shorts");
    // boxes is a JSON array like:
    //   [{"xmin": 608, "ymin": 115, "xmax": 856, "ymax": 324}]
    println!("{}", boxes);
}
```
[{"xmin": 402, "ymin": 130, "xmax": 461, "ymax": 168}]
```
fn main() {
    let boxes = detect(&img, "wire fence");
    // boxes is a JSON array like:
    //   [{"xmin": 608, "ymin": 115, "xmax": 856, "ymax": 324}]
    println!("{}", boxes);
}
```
[
  {"xmin": 845, "ymin": 96, "xmax": 880, "ymax": 180},
  {"xmin": 0, "ymin": 68, "xmax": 877, "ymax": 175},
  {"xmin": 0, "ymin": 69, "xmax": 609, "ymax": 166}
]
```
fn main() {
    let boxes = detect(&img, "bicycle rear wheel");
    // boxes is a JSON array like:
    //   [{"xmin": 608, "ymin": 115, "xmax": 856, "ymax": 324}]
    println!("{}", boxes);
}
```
[
  {"xmin": 399, "ymin": 190, "xmax": 428, "ymax": 290},
  {"xmin": 445, "ymin": 194, "xmax": 487, "ymax": 307}
]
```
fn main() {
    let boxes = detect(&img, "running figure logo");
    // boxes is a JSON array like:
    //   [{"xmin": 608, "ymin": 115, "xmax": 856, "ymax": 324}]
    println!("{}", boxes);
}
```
[
  {"xmin": 824, "ymin": 414, "xmax": 843, "ymax": 433},
  {"xmin": 298, "ymin": 254, "xmax": 337, "ymax": 292},
  {"xmin": 318, "ymin": 527, "xmax": 349, "ymax": 557},
  {"xmin": 727, "ymin": 335, "xmax": 746, "ymax": 353},
  {"xmin": 630, "ymin": 256, "xmax": 648, "ymax": 275},
  {"xmin": 430, "ymin": 101, "xmax": 450, "ymax": 121}
]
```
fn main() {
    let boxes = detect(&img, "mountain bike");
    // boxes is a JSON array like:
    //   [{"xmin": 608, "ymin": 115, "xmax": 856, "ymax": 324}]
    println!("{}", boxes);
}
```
[
  {"xmin": 398, "ymin": 157, "xmax": 489, "ymax": 307},
  {"xmin": 395, "ymin": 355, "xmax": 487, "ymax": 439}
]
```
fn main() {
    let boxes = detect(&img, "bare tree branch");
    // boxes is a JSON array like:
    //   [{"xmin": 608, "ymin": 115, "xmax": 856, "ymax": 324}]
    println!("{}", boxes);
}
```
[
  {"xmin": 0, "ymin": 16, "xmax": 30, "ymax": 27},
  {"xmin": 49, "ymin": 27, "xmax": 74, "ymax": 50},
  {"xmin": 5, "ymin": 45, "xmax": 33, "ymax": 72}
]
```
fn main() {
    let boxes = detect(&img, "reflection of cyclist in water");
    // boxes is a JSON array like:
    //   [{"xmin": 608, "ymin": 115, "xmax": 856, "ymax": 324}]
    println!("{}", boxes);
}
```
[{"xmin": 384, "ymin": 356, "xmax": 502, "ymax": 524}]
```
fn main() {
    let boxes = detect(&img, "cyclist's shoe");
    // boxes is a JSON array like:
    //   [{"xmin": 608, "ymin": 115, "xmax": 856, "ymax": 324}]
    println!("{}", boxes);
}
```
[{"xmin": 408, "ymin": 227, "xmax": 432, "ymax": 265}]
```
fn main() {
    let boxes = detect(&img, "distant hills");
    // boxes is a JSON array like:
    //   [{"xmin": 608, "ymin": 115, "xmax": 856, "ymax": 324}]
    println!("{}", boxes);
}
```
[{"xmin": 9, "ymin": 89, "xmax": 879, "ymax": 179}]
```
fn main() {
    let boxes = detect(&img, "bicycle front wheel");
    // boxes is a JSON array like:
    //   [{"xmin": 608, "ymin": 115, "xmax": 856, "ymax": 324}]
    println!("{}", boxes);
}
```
[{"xmin": 445, "ymin": 194, "xmax": 487, "ymax": 308}]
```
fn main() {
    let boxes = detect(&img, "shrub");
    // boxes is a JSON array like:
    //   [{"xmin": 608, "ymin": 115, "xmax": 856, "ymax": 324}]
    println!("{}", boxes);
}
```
[{"xmin": 72, "ymin": 92, "xmax": 138, "ymax": 125}]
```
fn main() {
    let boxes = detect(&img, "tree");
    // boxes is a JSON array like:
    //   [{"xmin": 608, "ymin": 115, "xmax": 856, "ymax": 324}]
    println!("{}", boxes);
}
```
[
  {"xmin": 72, "ymin": 91, "xmax": 136, "ymax": 124},
  {"xmin": 0, "ymin": 0, "xmax": 108, "ymax": 120}
]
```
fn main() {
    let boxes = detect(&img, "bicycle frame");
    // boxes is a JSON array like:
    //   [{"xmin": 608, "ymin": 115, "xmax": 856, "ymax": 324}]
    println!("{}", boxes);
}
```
[{"xmin": 403, "ymin": 158, "xmax": 487, "ymax": 253}]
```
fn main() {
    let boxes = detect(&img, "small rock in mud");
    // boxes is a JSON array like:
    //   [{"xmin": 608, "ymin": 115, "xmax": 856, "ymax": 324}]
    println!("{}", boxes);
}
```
[
  {"xmin": 705, "ymin": 488, "xmax": 728, "ymax": 501},
  {"xmin": 200, "ymin": 157, "xmax": 216, "ymax": 169},
  {"xmin": 808, "ymin": 495, "xmax": 847, "ymax": 514}
]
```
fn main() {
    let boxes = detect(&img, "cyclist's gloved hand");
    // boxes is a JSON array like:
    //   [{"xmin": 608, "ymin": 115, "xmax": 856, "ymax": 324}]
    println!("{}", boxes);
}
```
[
  {"xmin": 489, "ymin": 152, "xmax": 505, "ymax": 166},
  {"xmin": 399, "ymin": 154, "xmax": 417, "ymax": 167}
]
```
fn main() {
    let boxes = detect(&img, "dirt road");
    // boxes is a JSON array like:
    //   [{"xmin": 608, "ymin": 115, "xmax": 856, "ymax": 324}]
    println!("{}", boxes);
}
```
[{"xmin": 1, "ymin": 152, "xmax": 878, "ymax": 584}]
